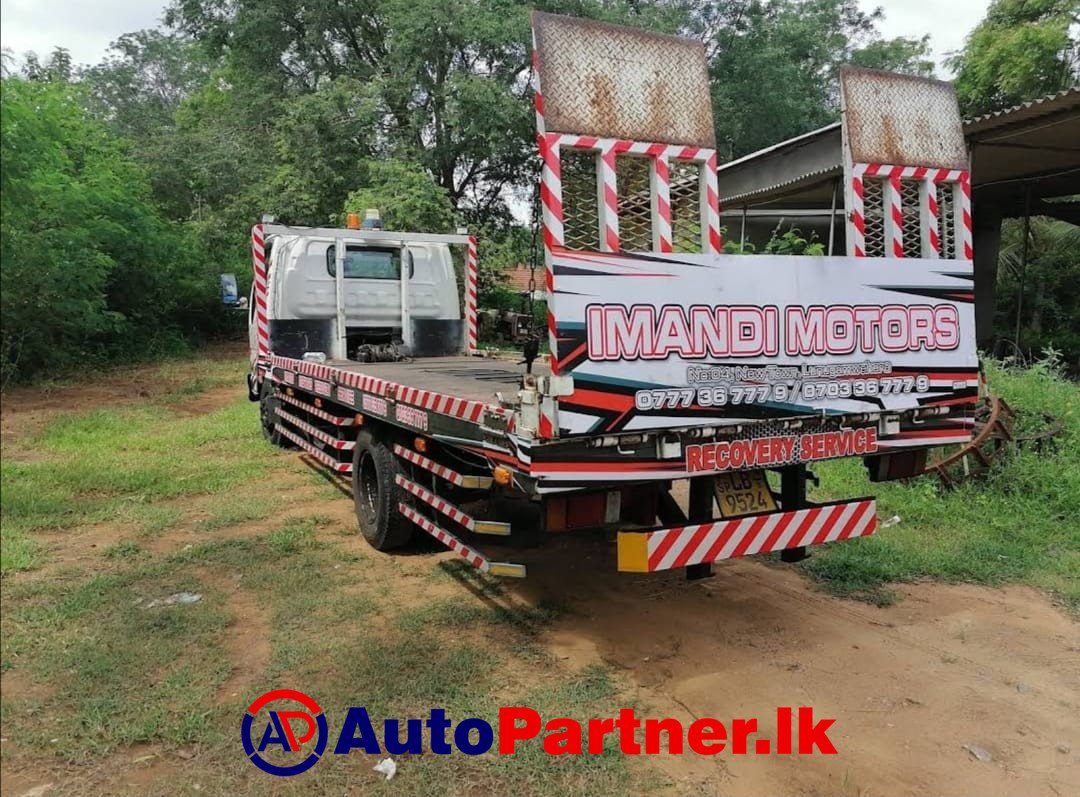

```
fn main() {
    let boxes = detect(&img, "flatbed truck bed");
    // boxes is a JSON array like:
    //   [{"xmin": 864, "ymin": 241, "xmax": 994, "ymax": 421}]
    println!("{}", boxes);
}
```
[{"xmin": 325, "ymin": 356, "xmax": 549, "ymax": 407}]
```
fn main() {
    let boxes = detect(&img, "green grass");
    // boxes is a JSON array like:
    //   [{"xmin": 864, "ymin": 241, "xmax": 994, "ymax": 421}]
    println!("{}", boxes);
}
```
[
  {"xmin": 103, "ymin": 540, "xmax": 145, "ymax": 560},
  {"xmin": 0, "ymin": 384, "xmax": 273, "ymax": 574},
  {"xmin": 801, "ymin": 358, "xmax": 1080, "ymax": 610},
  {"xmin": 0, "ymin": 351, "xmax": 644, "ymax": 795}
]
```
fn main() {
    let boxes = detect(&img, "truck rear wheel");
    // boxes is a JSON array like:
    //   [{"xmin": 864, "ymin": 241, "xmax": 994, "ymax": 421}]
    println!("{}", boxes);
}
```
[
  {"xmin": 352, "ymin": 430, "xmax": 413, "ymax": 550},
  {"xmin": 259, "ymin": 381, "xmax": 294, "ymax": 448}
]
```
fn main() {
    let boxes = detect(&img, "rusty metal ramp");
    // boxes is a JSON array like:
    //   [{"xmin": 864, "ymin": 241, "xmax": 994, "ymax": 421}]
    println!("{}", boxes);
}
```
[{"xmin": 531, "ymin": 11, "xmax": 714, "ymax": 147}]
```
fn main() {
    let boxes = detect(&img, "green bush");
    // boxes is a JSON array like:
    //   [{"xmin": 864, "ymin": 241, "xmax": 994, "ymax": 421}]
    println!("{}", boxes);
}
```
[{"xmin": 0, "ymin": 77, "xmax": 228, "ymax": 384}]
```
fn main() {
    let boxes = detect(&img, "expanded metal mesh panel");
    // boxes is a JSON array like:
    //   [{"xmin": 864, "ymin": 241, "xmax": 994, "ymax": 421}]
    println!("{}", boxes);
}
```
[
  {"xmin": 900, "ymin": 180, "xmax": 922, "ymax": 258},
  {"xmin": 532, "ymin": 12, "xmax": 715, "ymax": 147},
  {"xmin": 863, "ymin": 178, "xmax": 885, "ymax": 258},
  {"xmin": 840, "ymin": 67, "xmax": 967, "ymax": 170},
  {"xmin": 616, "ymin": 155, "xmax": 652, "ymax": 251},
  {"xmin": 561, "ymin": 149, "xmax": 600, "ymax": 251},
  {"xmin": 670, "ymin": 160, "xmax": 702, "ymax": 253},
  {"xmin": 937, "ymin": 183, "xmax": 956, "ymax": 260}
]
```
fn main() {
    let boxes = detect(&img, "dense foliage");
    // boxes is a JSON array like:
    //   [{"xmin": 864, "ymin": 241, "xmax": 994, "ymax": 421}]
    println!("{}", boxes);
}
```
[
  {"xmin": 0, "ymin": 79, "xmax": 227, "ymax": 384},
  {"xmin": 993, "ymin": 217, "xmax": 1080, "ymax": 370},
  {"xmin": 1, "ymin": 0, "xmax": 1076, "ymax": 381},
  {"xmin": 949, "ymin": 0, "xmax": 1079, "ymax": 118}
]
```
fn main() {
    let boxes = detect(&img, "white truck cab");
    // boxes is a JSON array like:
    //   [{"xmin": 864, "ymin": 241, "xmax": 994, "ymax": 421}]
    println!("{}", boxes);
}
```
[{"xmin": 253, "ymin": 215, "xmax": 471, "ymax": 363}]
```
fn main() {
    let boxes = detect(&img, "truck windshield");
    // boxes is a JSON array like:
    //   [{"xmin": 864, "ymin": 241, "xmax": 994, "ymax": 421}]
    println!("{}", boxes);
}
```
[{"xmin": 326, "ymin": 245, "xmax": 401, "ymax": 279}]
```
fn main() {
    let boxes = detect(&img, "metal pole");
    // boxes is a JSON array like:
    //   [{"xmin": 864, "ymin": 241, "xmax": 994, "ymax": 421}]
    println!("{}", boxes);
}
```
[
  {"xmin": 740, "ymin": 205, "xmax": 747, "ymax": 250},
  {"xmin": 828, "ymin": 179, "xmax": 839, "ymax": 255},
  {"xmin": 400, "ymin": 244, "xmax": 412, "ymax": 351},
  {"xmin": 779, "ymin": 465, "xmax": 808, "ymax": 562},
  {"xmin": 333, "ymin": 237, "xmax": 346, "ymax": 360},
  {"xmin": 1014, "ymin": 184, "xmax": 1032, "ymax": 354},
  {"xmin": 686, "ymin": 476, "xmax": 715, "ymax": 580}
]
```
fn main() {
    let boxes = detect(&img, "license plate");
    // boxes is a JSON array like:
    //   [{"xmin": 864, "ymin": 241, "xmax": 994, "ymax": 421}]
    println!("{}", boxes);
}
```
[{"xmin": 714, "ymin": 470, "xmax": 778, "ymax": 518}]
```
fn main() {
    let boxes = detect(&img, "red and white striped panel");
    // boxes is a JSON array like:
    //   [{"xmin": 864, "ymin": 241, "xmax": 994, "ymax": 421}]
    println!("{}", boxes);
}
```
[
  {"xmin": 543, "ymin": 134, "xmax": 722, "ymax": 256},
  {"xmin": 251, "ymin": 224, "xmax": 270, "ymax": 365},
  {"xmin": 277, "ymin": 409, "xmax": 355, "ymax": 450},
  {"xmin": 652, "ymin": 154, "xmax": 672, "ymax": 252},
  {"xmin": 395, "ymin": 385, "xmax": 490, "ymax": 423},
  {"xmin": 465, "ymin": 236, "xmax": 479, "ymax": 354},
  {"xmin": 395, "ymin": 475, "xmax": 479, "ymax": 531},
  {"xmin": 850, "ymin": 164, "xmax": 970, "ymax": 260},
  {"xmin": 704, "ymin": 152, "xmax": 721, "ymax": 253},
  {"xmin": 274, "ymin": 424, "xmax": 352, "ymax": 473},
  {"xmin": 392, "ymin": 444, "xmax": 492, "ymax": 489},
  {"xmin": 398, "ymin": 503, "xmax": 488, "ymax": 570},
  {"xmin": 619, "ymin": 499, "xmax": 877, "ymax": 573},
  {"xmin": 957, "ymin": 174, "xmax": 973, "ymax": 260},
  {"xmin": 277, "ymin": 392, "xmax": 355, "ymax": 425}
]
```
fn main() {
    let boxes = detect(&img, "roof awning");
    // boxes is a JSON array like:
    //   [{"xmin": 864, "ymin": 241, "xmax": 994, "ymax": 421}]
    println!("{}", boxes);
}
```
[{"xmin": 716, "ymin": 87, "xmax": 1080, "ymax": 222}]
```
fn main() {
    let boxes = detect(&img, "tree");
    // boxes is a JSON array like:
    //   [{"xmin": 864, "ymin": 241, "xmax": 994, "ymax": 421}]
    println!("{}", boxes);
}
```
[
  {"xmin": 342, "ymin": 160, "xmax": 457, "ymax": 233},
  {"xmin": 79, "ymin": 32, "xmax": 212, "ymax": 219},
  {"xmin": 705, "ymin": 0, "xmax": 939, "ymax": 158},
  {"xmin": 949, "ymin": 0, "xmax": 1080, "ymax": 117},
  {"xmin": 0, "ymin": 76, "xmax": 218, "ymax": 382},
  {"xmin": 994, "ymin": 217, "xmax": 1080, "ymax": 370}
]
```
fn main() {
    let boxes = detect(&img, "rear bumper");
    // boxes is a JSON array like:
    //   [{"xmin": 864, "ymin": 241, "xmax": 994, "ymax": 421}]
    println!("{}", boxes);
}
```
[{"xmin": 616, "ymin": 497, "xmax": 876, "ymax": 572}]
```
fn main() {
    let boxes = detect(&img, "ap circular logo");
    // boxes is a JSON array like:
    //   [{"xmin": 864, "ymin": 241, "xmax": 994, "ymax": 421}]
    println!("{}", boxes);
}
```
[{"xmin": 242, "ymin": 689, "xmax": 329, "ymax": 776}]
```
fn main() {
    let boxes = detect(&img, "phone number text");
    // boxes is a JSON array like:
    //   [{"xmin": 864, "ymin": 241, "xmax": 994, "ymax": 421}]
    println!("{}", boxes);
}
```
[{"xmin": 634, "ymin": 376, "xmax": 931, "ymax": 410}]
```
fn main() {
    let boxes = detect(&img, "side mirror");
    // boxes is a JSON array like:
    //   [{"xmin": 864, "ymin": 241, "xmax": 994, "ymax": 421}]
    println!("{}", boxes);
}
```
[{"xmin": 220, "ymin": 273, "xmax": 240, "ymax": 307}]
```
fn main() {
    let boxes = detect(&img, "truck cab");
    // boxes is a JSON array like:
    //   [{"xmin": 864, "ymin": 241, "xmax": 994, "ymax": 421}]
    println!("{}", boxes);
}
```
[{"xmin": 251, "ymin": 213, "xmax": 470, "ymax": 370}]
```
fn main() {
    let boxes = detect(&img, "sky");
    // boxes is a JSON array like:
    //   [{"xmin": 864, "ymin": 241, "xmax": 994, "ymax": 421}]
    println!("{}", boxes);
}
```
[{"xmin": 1, "ymin": 0, "xmax": 989, "ymax": 73}]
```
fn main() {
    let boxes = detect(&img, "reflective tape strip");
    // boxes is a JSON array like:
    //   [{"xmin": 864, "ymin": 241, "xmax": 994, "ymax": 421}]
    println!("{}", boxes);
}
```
[
  {"xmin": 252, "ymin": 224, "xmax": 269, "ymax": 359},
  {"xmin": 399, "ymin": 503, "xmax": 488, "ymax": 569},
  {"xmin": 277, "ymin": 409, "xmax": 355, "ymax": 450},
  {"xmin": 465, "ymin": 236, "xmax": 479, "ymax": 354},
  {"xmin": 277, "ymin": 392, "xmax": 355, "ymax": 425},
  {"xmin": 704, "ymin": 151, "xmax": 721, "ymax": 254},
  {"xmin": 616, "ymin": 499, "xmax": 877, "ymax": 572},
  {"xmin": 395, "ymin": 475, "xmax": 509, "ymax": 535},
  {"xmin": 958, "ymin": 173, "xmax": 973, "ymax": 260},
  {"xmin": 271, "ymin": 356, "xmax": 511, "ymax": 423},
  {"xmin": 652, "ymin": 154, "xmax": 672, "ymax": 252},
  {"xmin": 274, "ymin": 424, "xmax": 352, "ymax": 473},
  {"xmin": 392, "ymin": 444, "xmax": 492, "ymax": 490}
]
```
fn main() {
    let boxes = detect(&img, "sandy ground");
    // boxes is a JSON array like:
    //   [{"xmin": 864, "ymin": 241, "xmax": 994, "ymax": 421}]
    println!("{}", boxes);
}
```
[
  {"xmin": 2, "ymin": 354, "xmax": 1077, "ymax": 797},
  {"xmin": 523, "ymin": 542, "xmax": 1079, "ymax": 796}
]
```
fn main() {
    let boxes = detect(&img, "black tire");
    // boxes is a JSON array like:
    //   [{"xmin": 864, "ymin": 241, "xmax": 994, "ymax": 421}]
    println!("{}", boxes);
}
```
[
  {"xmin": 352, "ymin": 430, "xmax": 414, "ymax": 550},
  {"xmin": 259, "ymin": 381, "xmax": 295, "ymax": 448}
]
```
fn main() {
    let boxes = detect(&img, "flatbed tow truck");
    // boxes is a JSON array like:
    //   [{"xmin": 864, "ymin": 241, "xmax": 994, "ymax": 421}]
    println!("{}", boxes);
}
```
[{"xmin": 247, "ymin": 12, "xmax": 980, "ymax": 579}]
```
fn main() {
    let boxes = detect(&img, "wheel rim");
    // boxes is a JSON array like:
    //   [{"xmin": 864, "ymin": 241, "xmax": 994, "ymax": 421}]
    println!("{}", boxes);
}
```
[
  {"xmin": 261, "ymin": 398, "xmax": 276, "ymax": 436},
  {"xmin": 357, "ymin": 451, "xmax": 379, "ymax": 518}
]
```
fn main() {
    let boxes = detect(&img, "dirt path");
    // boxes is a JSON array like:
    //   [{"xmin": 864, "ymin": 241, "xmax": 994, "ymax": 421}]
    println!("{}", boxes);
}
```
[{"xmin": 514, "ymin": 537, "xmax": 1080, "ymax": 797}]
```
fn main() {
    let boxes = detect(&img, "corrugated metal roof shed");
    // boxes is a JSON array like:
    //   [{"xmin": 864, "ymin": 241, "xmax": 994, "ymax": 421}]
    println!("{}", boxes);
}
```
[{"xmin": 716, "ymin": 85, "xmax": 1080, "ymax": 217}]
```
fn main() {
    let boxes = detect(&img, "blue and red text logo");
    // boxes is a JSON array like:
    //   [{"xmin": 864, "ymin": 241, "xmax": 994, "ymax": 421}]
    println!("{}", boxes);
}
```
[{"xmin": 243, "ymin": 689, "xmax": 838, "ymax": 776}]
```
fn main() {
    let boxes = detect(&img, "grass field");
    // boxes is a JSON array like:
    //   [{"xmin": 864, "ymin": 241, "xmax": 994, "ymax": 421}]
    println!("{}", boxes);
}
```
[
  {"xmin": 0, "ymin": 355, "xmax": 647, "ymax": 795},
  {"xmin": 1, "ymin": 349, "xmax": 1076, "ymax": 794},
  {"xmin": 800, "ymin": 357, "xmax": 1080, "ymax": 610}
]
